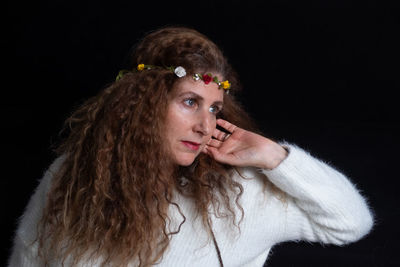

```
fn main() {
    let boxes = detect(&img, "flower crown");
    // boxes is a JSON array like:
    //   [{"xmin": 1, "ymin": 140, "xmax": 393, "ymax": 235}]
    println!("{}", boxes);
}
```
[{"xmin": 116, "ymin": 64, "xmax": 231, "ymax": 91}]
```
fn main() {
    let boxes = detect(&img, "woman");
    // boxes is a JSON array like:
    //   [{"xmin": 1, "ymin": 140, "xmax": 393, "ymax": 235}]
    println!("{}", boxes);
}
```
[{"xmin": 9, "ymin": 27, "xmax": 373, "ymax": 267}]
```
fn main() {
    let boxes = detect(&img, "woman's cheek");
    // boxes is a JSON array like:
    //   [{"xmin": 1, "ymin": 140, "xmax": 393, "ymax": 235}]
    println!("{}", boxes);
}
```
[{"xmin": 179, "ymin": 103, "xmax": 196, "ymax": 114}]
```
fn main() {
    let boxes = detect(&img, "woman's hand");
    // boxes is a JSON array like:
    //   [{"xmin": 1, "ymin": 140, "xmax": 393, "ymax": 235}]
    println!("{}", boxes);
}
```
[{"xmin": 203, "ymin": 119, "xmax": 288, "ymax": 170}]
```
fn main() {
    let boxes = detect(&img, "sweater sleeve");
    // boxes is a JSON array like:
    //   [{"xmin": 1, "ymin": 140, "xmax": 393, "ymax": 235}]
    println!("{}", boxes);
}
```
[
  {"xmin": 260, "ymin": 143, "xmax": 374, "ymax": 245},
  {"xmin": 8, "ymin": 156, "xmax": 66, "ymax": 267}
]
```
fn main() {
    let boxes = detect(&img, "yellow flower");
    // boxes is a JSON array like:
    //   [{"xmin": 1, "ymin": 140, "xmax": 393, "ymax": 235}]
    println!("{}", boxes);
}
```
[
  {"xmin": 221, "ymin": 80, "xmax": 231, "ymax": 89},
  {"xmin": 137, "ymin": 64, "xmax": 145, "ymax": 71}
]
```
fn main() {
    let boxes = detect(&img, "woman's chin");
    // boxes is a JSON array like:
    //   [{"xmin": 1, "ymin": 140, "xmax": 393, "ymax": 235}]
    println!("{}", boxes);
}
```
[
  {"xmin": 174, "ymin": 155, "xmax": 197, "ymax": 167},
  {"xmin": 178, "ymin": 160, "xmax": 196, "ymax": 167}
]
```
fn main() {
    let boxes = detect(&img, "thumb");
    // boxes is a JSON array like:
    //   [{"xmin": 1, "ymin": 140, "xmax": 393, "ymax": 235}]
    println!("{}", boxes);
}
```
[{"xmin": 206, "ymin": 146, "xmax": 232, "ymax": 165}]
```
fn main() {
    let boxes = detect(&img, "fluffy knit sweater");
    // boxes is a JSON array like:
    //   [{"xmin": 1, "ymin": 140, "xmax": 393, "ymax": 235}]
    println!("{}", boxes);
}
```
[{"xmin": 9, "ymin": 144, "xmax": 374, "ymax": 266}]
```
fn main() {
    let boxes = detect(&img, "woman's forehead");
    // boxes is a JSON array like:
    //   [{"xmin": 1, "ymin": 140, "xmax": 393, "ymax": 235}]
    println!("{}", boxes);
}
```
[{"xmin": 172, "ymin": 78, "xmax": 224, "ymax": 102}]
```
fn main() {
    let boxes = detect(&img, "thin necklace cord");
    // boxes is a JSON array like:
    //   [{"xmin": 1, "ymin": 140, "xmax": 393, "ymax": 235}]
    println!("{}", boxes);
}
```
[{"xmin": 207, "ymin": 219, "xmax": 224, "ymax": 267}]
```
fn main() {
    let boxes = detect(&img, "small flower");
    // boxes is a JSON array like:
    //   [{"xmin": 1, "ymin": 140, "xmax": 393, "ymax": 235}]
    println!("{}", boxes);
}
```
[
  {"xmin": 221, "ymin": 80, "xmax": 231, "ymax": 89},
  {"xmin": 137, "ymin": 64, "xmax": 145, "ymax": 71},
  {"xmin": 202, "ymin": 74, "xmax": 212, "ymax": 84},
  {"xmin": 193, "ymin": 73, "xmax": 201, "ymax": 81},
  {"xmin": 174, "ymin": 66, "xmax": 186, "ymax": 77}
]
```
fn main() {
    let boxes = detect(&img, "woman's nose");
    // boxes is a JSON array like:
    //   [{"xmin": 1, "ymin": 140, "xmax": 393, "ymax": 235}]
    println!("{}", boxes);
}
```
[{"xmin": 194, "ymin": 110, "xmax": 213, "ymax": 136}]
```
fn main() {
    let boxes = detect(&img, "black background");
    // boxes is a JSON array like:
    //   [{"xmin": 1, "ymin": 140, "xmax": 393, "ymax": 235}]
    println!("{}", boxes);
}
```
[{"xmin": 3, "ymin": 0, "xmax": 399, "ymax": 266}]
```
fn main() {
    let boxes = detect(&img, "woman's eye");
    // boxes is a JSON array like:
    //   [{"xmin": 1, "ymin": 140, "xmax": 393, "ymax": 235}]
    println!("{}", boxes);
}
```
[
  {"xmin": 183, "ymin": 98, "xmax": 196, "ymax": 107},
  {"xmin": 209, "ymin": 106, "xmax": 221, "ymax": 114}
]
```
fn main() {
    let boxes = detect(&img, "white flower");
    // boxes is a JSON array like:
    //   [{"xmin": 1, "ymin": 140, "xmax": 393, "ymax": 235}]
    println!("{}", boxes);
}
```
[
  {"xmin": 174, "ymin": 66, "xmax": 186, "ymax": 78},
  {"xmin": 179, "ymin": 177, "xmax": 189, "ymax": 186}
]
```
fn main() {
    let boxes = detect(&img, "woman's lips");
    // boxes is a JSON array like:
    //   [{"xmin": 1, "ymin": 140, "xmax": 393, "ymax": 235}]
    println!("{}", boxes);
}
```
[{"xmin": 181, "ymin": 141, "xmax": 201, "ymax": 151}]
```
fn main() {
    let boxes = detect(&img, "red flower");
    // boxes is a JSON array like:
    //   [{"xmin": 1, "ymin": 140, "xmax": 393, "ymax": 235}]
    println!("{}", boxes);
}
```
[{"xmin": 202, "ymin": 74, "xmax": 212, "ymax": 84}]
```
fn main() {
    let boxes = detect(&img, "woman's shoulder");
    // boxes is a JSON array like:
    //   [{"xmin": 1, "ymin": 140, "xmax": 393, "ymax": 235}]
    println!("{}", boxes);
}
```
[
  {"xmin": 14, "ymin": 155, "xmax": 66, "ymax": 244},
  {"xmin": 46, "ymin": 154, "xmax": 67, "ymax": 177}
]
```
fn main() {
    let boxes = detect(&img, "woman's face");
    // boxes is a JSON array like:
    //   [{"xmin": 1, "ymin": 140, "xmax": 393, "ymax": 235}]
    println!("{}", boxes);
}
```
[{"xmin": 165, "ymin": 76, "xmax": 224, "ymax": 166}]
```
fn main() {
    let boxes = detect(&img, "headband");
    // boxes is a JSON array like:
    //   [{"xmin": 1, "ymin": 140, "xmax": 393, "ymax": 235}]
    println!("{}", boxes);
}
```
[{"xmin": 116, "ymin": 64, "xmax": 231, "ymax": 92}]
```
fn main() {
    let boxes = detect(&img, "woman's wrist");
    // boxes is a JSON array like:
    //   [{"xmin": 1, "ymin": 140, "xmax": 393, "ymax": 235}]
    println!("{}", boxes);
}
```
[{"xmin": 260, "ymin": 143, "xmax": 289, "ymax": 170}]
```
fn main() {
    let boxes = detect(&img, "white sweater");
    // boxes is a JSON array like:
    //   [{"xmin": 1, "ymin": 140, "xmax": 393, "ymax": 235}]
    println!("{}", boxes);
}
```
[{"xmin": 8, "ymin": 144, "xmax": 374, "ymax": 266}]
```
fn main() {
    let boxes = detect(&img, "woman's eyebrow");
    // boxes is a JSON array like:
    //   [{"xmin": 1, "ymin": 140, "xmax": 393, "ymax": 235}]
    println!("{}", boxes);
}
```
[
  {"xmin": 177, "ymin": 91, "xmax": 202, "ymax": 99},
  {"xmin": 213, "ymin": 100, "xmax": 224, "ymax": 107},
  {"xmin": 178, "ymin": 91, "xmax": 223, "ymax": 106}
]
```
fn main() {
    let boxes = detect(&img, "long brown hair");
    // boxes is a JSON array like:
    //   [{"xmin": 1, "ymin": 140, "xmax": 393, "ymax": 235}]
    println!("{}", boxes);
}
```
[{"xmin": 39, "ymin": 26, "xmax": 259, "ymax": 266}]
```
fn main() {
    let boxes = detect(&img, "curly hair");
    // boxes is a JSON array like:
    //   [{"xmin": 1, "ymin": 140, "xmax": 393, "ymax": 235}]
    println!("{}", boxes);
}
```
[{"xmin": 38, "ymin": 27, "xmax": 260, "ymax": 266}]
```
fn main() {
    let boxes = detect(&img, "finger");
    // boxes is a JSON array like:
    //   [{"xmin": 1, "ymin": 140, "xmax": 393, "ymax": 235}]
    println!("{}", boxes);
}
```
[
  {"xmin": 217, "ymin": 119, "xmax": 238, "ymax": 133},
  {"xmin": 201, "ymin": 145, "xmax": 209, "ymax": 154},
  {"xmin": 212, "ymin": 128, "xmax": 230, "ymax": 141},
  {"xmin": 207, "ymin": 139, "xmax": 223, "ymax": 148},
  {"xmin": 224, "ymin": 134, "xmax": 231, "ymax": 140}
]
